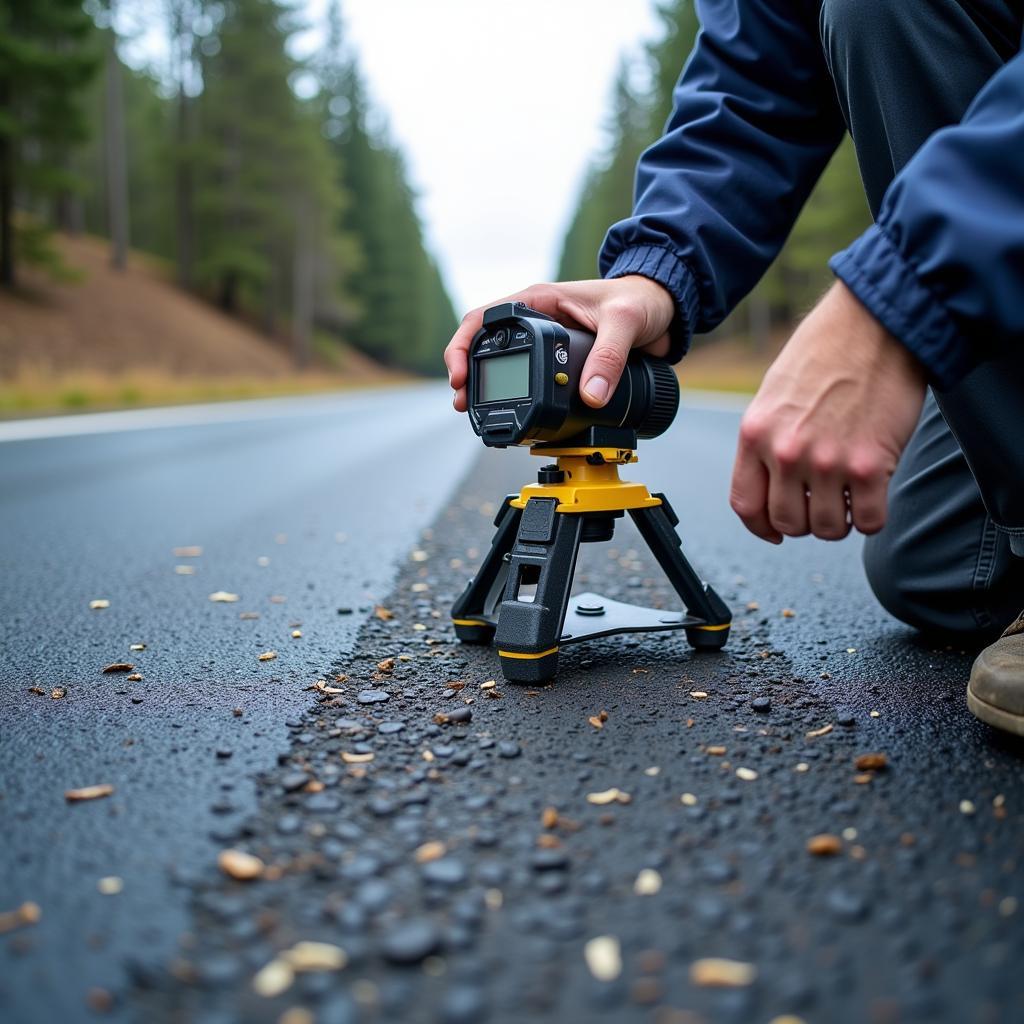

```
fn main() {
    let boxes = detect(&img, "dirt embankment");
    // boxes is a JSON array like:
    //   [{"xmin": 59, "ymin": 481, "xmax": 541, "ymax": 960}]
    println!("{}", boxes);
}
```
[{"xmin": 0, "ymin": 234, "xmax": 399, "ymax": 414}]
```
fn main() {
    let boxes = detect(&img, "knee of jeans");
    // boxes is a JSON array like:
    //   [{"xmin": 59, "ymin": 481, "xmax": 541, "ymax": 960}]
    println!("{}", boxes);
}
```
[
  {"xmin": 820, "ymin": 0, "xmax": 917, "ymax": 55},
  {"xmin": 863, "ymin": 531, "xmax": 909, "ymax": 623},
  {"xmin": 862, "ymin": 530, "xmax": 955, "ymax": 634}
]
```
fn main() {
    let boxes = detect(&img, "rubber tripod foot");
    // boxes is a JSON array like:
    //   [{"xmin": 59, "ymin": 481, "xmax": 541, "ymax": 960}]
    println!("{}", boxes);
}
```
[
  {"xmin": 685, "ymin": 625, "xmax": 730, "ymax": 651},
  {"xmin": 453, "ymin": 622, "xmax": 495, "ymax": 645},
  {"xmin": 498, "ymin": 649, "xmax": 560, "ymax": 683}
]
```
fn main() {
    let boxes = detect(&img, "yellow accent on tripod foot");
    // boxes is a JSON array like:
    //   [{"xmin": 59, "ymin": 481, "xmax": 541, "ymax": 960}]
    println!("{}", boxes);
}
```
[
  {"xmin": 497, "ymin": 646, "xmax": 559, "ymax": 660},
  {"xmin": 452, "ymin": 618, "xmax": 488, "ymax": 627},
  {"xmin": 511, "ymin": 454, "xmax": 662, "ymax": 514},
  {"xmin": 691, "ymin": 622, "xmax": 730, "ymax": 631}
]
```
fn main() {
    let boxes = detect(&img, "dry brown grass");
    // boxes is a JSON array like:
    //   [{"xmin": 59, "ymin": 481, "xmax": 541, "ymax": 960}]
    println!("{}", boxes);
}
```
[
  {"xmin": 0, "ymin": 368, "xmax": 399, "ymax": 416},
  {"xmin": 0, "ymin": 234, "xmax": 401, "ymax": 415}
]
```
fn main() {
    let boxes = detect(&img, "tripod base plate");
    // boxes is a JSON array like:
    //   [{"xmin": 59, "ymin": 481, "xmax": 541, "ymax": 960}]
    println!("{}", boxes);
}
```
[{"xmin": 559, "ymin": 592, "xmax": 723, "ymax": 645}]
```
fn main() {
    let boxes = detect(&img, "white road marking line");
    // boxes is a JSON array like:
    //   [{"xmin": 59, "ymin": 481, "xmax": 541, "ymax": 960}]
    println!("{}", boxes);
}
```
[
  {"xmin": 0, "ymin": 385, "xmax": 441, "ymax": 443},
  {"xmin": 0, "ymin": 384, "xmax": 744, "ymax": 444}
]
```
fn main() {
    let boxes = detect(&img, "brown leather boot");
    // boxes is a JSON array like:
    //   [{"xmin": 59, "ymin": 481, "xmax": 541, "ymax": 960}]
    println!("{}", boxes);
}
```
[{"xmin": 968, "ymin": 610, "xmax": 1024, "ymax": 736}]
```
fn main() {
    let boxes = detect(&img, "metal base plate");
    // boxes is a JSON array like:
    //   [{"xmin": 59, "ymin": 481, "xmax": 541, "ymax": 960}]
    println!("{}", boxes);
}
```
[
  {"xmin": 559, "ymin": 592, "xmax": 703, "ymax": 644},
  {"xmin": 464, "ymin": 593, "xmax": 706, "ymax": 645}
]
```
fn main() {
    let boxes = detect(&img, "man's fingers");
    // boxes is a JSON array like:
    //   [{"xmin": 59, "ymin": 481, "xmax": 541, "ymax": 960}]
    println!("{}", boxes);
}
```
[
  {"xmin": 443, "ymin": 339, "xmax": 468, "ymax": 388},
  {"xmin": 444, "ymin": 311, "xmax": 482, "ymax": 391},
  {"xmin": 729, "ymin": 447, "xmax": 782, "ymax": 544},
  {"xmin": 848, "ymin": 476, "xmax": 889, "ymax": 535},
  {"xmin": 760, "ymin": 432, "xmax": 811, "ymax": 537},
  {"xmin": 767, "ymin": 472, "xmax": 810, "ymax": 538},
  {"xmin": 807, "ymin": 454, "xmax": 852, "ymax": 540},
  {"xmin": 807, "ymin": 484, "xmax": 851, "ymax": 540},
  {"xmin": 580, "ymin": 302, "xmax": 643, "ymax": 407},
  {"xmin": 445, "ymin": 284, "xmax": 578, "ymax": 398},
  {"xmin": 447, "ymin": 280, "xmax": 672, "ymax": 412}
]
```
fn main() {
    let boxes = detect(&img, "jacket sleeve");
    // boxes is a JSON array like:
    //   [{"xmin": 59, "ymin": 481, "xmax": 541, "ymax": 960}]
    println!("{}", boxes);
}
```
[
  {"xmin": 599, "ymin": 0, "xmax": 845, "ymax": 361},
  {"xmin": 830, "ymin": 51, "xmax": 1024, "ymax": 389}
]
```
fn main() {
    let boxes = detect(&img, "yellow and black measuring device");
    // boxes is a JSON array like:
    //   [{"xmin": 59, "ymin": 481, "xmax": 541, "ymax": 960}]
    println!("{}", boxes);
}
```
[{"xmin": 451, "ymin": 302, "xmax": 731, "ymax": 683}]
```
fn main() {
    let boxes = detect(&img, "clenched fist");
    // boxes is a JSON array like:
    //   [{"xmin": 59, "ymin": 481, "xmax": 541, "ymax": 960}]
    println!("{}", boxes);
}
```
[{"xmin": 730, "ymin": 281, "xmax": 927, "ymax": 543}]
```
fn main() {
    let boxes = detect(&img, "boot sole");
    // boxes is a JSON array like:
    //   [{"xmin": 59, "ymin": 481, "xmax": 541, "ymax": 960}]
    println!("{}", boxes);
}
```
[{"xmin": 966, "ymin": 686, "xmax": 1024, "ymax": 737}]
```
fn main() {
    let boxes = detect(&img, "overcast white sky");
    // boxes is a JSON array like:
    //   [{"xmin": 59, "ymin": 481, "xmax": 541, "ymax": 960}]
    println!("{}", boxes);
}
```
[
  {"xmin": 124, "ymin": 1, "xmax": 665, "ymax": 315},
  {"xmin": 297, "ymin": 0, "xmax": 664, "ymax": 314}
]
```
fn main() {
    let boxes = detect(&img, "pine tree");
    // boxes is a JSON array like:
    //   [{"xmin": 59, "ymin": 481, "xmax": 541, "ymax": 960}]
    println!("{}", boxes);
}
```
[
  {"xmin": 556, "ymin": 1, "xmax": 699, "ymax": 283},
  {"xmin": 165, "ymin": 0, "xmax": 206, "ymax": 289},
  {"xmin": 317, "ymin": 1, "xmax": 456, "ymax": 375},
  {"xmin": 0, "ymin": 0, "xmax": 98, "ymax": 286},
  {"xmin": 101, "ymin": 1, "xmax": 129, "ymax": 270},
  {"xmin": 76, "ymin": 57, "xmax": 176, "ymax": 261},
  {"xmin": 195, "ymin": 0, "xmax": 341, "ymax": 366},
  {"xmin": 645, "ymin": 0, "xmax": 701, "ymax": 135},
  {"xmin": 557, "ymin": 58, "xmax": 650, "ymax": 282}
]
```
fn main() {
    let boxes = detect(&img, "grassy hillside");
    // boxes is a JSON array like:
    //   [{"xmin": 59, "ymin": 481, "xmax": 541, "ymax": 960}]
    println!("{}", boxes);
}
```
[{"xmin": 0, "ymin": 235, "xmax": 401, "ymax": 416}]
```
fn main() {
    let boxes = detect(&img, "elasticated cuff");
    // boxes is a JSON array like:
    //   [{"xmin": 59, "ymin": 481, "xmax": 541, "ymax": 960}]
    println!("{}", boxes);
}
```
[
  {"xmin": 602, "ymin": 245, "xmax": 701, "ymax": 364},
  {"xmin": 830, "ymin": 224, "xmax": 975, "ymax": 389}
]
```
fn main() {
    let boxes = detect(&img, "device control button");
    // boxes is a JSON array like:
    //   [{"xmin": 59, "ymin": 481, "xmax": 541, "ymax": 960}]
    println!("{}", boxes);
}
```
[
  {"xmin": 554, "ymin": 372, "xmax": 569, "ymax": 386},
  {"xmin": 512, "ymin": 329, "xmax": 530, "ymax": 343},
  {"xmin": 493, "ymin": 328, "xmax": 510, "ymax": 348}
]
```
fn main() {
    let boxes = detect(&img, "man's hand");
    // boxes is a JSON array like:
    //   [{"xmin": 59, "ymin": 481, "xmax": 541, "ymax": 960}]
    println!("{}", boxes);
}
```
[
  {"xmin": 730, "ymin": 281, "xmax": 926, "ymax": 543},
  {"xmin": 444, "ymin": 276, "xmax": 676, "ymax": 412}
]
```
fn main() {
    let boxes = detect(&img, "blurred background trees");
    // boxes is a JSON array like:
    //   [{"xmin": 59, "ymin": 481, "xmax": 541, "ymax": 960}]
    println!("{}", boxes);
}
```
[
  {"xmin": 0, "ymin": 0, "xmax": 97, "ymax": 286},
  {"xmin": 2, "ymin": 0, "xmax": 456, "ymax": 376},
  {"xmin": 558, "ymin": 0, "xmax": 871, "ymax": 350},
  {"xmin": 2, "ymin": 0, "xmax": 872, "ymax": 396}
]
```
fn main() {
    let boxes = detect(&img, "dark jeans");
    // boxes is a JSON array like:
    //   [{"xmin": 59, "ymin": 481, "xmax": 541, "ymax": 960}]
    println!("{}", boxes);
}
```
[{"xmin": 820, "ymin": 0, "xmax": 1024, "ymax": 637}]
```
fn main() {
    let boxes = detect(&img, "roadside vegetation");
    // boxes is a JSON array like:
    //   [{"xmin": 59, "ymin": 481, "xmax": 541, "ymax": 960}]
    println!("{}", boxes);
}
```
[
  {"xmin": 1, "ymin": 0, "xmax": 456, "ymax": 407},
  {"xmin": 0, "ymin": 235, "xmax": 403, "ymax": 415}
]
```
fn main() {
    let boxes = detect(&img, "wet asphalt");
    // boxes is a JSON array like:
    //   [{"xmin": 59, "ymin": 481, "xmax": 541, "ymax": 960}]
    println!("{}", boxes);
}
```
[
  {"xmin": 2, "ymin": 387, "xmax": 1022, "ymax": 1024},
  {"xmin": 0, "ymin": 386, "xmax": 476, "ymax": 1022}
]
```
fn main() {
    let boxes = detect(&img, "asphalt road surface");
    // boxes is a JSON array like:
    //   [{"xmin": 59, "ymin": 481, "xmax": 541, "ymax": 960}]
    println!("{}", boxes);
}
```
[{"xmin": 2, "ymin": 385, "xmax": 1022, "ymax": 1024}]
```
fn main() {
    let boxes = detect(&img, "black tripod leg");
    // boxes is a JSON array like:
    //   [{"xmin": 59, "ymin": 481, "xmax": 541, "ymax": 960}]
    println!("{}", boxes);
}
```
[
  {"xmin": 494, "ymin": 498, "xmax": 582, "ymax": 683},
  {"xmin": 451, "ymin": 496, "xmax": 521, "ymax": 644},
  {"xmin": 629, "ymin": 495, "xmax": 732, "ymax": 650}
]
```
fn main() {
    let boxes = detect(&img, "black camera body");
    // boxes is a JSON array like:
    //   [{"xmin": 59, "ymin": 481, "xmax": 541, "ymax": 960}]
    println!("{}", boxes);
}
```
[{"xmin": 467, "ymin": 302, "xmax": 680, "ymax": 449}]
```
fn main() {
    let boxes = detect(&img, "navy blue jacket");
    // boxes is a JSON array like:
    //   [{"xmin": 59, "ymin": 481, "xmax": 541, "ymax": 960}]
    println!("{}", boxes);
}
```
[{"xmin": 599, "ymin": 1, "xmax": 1024, "ymax": 388}]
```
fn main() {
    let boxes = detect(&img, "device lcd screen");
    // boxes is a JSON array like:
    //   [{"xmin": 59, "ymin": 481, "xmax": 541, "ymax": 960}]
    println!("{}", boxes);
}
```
[{"xmin": 478, "ymin": 351, "xmax": 530, "ymax": 403}]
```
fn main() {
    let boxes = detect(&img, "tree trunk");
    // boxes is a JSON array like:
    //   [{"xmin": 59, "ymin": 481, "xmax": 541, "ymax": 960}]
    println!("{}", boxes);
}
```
[
  {"xmin": 0, "ymin": 138, "xmax": 14, "ymax": 288},
  {"xmin": 0, "ymin": 77, "xmax": 13, "ymax": 288},
  {"xmin": 292, "ymin": 201, "xmax": 314, "ymax": 369},
  {"xmin": 168, "ymin": 0, "xmax": 196, "ymax": 289},
  {"xmin": 219, "ymin": 269, "xmax": 237, "ymax": 313},
  {"xmin": 174, "ymin": 89, "xmax": 194, "ymax": 288},
  {"xmin": 262, "ymin": 253, "xmax": 278, "ymax": 336},
  {"xmin": 104, "ymin": 22, "xmax": 130, "ymax": 271},
  {"xmin": 54, "ymin": 182, "xmax": 84, "ymax": 235}
]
